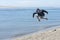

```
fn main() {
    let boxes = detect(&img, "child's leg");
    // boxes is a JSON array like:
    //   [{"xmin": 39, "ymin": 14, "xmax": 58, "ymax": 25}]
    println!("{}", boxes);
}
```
[
  {"xmin": 37, "ymin": 16, "xmax": 40, "ymax": 21},
  {"xmin": 40, "ymin": 16, "xmax": 48, "ymax": 20}
]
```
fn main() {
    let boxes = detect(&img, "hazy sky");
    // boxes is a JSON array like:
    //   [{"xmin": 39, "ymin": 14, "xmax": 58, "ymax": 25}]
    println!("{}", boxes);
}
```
[{"xmin": 0, "ymin": 0, "xmax": 60, "ymax": 7}]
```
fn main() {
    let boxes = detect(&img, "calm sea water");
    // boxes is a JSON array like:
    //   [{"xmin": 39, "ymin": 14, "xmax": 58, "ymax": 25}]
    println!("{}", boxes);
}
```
[{"xmin": 0, "ymin": 8, "xmax": 60, "ymax": 40}]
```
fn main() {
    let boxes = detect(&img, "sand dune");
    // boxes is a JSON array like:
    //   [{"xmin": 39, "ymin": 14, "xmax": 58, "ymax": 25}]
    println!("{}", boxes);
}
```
[{"xmin": 11, "ymin": 26, "xmax": 60, "ymax": 40}]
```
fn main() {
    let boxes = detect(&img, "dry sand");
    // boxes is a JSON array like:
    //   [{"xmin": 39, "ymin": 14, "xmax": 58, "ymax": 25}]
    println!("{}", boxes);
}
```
[{"xmin": 11, "ymin": 26, "xmax": 60, "ymax": 40}]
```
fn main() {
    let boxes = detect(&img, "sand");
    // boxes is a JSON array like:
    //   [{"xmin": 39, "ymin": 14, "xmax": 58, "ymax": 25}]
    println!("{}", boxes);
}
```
[{"xmin": 11, "ymin": 26, "xmax": 60, "ymax": 40}]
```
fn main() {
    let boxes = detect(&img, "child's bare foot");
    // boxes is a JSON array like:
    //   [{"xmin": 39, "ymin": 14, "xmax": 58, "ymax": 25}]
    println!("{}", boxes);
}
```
[
  {"xmin": 38, "ymin": 19, "xmax": 40, "ymax": 21},
  {"xmin": 46, "ymin": 18, "xmax": 48, "ymax": 20}
]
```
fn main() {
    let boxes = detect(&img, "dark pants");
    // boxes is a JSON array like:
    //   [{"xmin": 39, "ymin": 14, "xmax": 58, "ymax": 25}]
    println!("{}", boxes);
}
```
[{"xmin": 38, "ymin": 13, "xmax": 45, "ymax": 18}]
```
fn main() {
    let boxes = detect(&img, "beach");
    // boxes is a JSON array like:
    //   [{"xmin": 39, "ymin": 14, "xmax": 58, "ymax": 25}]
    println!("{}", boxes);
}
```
[
  {"xmin": 0, "ymin": 8, "xmax": 60, "ymax": 40},
  {"xmin": 10, "ymin": 26, "xmax": 60, "ymax": 40}
]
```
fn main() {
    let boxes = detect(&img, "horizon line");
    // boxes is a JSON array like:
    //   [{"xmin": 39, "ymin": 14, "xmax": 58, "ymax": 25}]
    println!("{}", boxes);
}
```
[{"xmin": 0, "ymin": 6, "xmax": 60, "ymax": 8}]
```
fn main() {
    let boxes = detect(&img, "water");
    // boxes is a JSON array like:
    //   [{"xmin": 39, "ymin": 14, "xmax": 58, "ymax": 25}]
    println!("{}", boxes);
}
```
[{"xmin": 0, "ymin": 8, "xmax": 60, "ymax": 40}]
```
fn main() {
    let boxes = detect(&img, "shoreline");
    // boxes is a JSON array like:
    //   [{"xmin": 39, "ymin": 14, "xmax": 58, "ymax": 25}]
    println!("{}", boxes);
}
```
[{"xmin": 9, "ymin": 25, "xmax": 60, "ymax": 40}]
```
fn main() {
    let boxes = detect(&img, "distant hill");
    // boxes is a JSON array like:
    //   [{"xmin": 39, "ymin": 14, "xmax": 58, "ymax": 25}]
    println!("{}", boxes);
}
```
[{"xmin": 0, "ymin": 6, "xmax": 17, "ymax": 8}]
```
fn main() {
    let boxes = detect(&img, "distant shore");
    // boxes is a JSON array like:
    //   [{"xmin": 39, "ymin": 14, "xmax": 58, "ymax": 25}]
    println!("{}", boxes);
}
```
[{"xmin": 10, "ymin": 26, "xmax": 60, "ymax": 40}]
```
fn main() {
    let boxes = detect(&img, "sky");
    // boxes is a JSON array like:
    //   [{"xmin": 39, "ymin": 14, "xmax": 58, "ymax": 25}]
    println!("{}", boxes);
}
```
[{"xmin": 0, "ymin": 0, "xmax": 60, "ymax": 8}]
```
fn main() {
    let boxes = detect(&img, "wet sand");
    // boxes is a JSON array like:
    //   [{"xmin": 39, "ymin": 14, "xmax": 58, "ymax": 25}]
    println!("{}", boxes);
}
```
[{"xmin": 11, "ymin": 26, "xmax": 60, "ymax": 40}]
